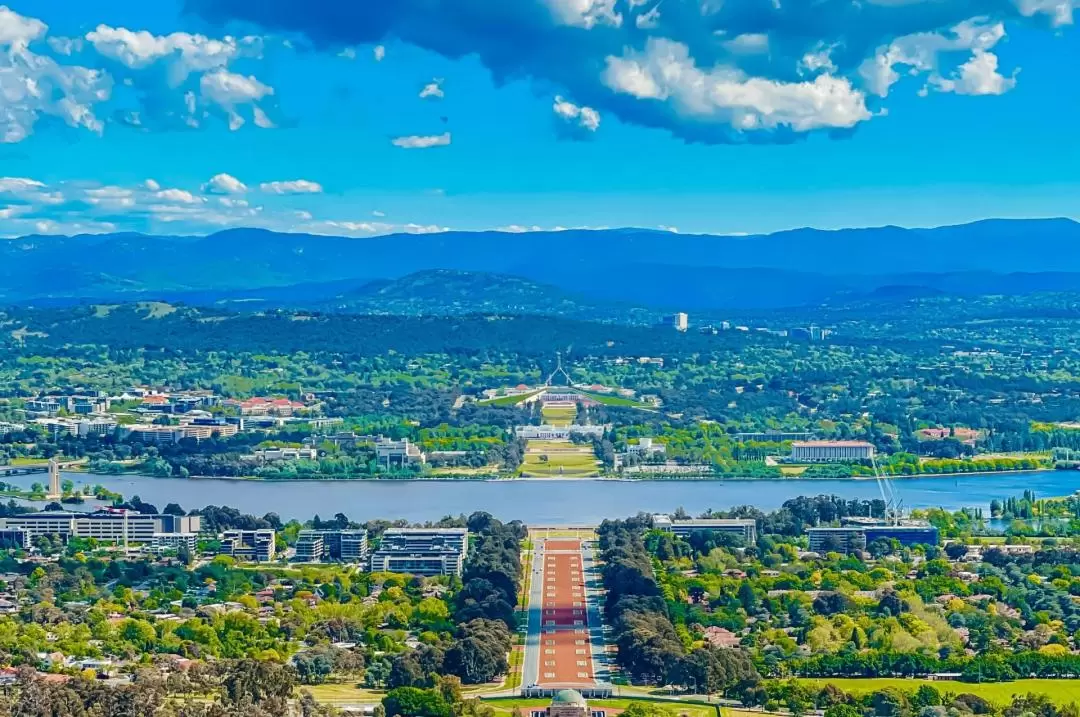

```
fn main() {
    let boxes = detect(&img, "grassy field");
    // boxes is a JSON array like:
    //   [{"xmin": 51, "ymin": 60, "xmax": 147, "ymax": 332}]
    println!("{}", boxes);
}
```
[
  {"xmin": 530, "ymin": 527, "xmax": 598, "ymax": 539},
  {"xmin": 503, "ymin": 646, "xmax": 525, "ymax": 691},
  {"xmin": 480, "ymin": 391, "xmax": 543, "ymax": 407},
  {"xmin": 541, "ymin": 404, "xmax": 577, "ymax": 426},
  {"xmin": 304, "ymin": 684, "xmax": 387, "ymax": 704},
  {"xmin": 576, "ymin": 390, "xmax": 654, "ymax": 410},
  {"xmin": 796, "ymin": 678, "xmax": 1080, "ymax": 706},
  {"xmin": 520, "ymin": 440, "xmax": 600, "ymax": 478}
]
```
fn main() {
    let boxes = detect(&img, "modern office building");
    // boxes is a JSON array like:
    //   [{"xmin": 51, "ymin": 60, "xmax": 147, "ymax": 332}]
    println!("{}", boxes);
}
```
[
  {"xmin": 0, "ymin": 529, "xmax": 29, "ymax": 550},
  {"xmin": 374, "ymin": 438, "xmax": 426, "ymax": 468},
  {"xmin": 807, "ymin": 527, "xmax": 867, "ymax": 553},
  {"xmin": 735, "ymin": 431, "xmax": 814, "ymax": 442},
  {"xmin": 149, "ymin": 533, "xmax": 198, "ymax": 554},
  {"xmin": 672, "ymin": 312, "xmax": 689, "ymax": 332},
  {"xmin": 864, "ymin": 525, "xmax": 939, "ymax": 548},
  {"xmin": 222, "ymin": 529, "xmax": 277, "ymax": 562},
  {"xmin": 370, "ymin": 528, "xmax": 468, "ymax": 577},
  {"xmin": 294, "ymin": 532, "xmax": 324, "ymax": 563},
  {"xmin": 808, "ymin": 524, "xmax": 938, "ymax": 553},
  {"xmin": 790, "ymin": 440, "xmax": 875, "ymax": 462},
  {"xmin": 652, "ymin": 515, "xmax": 758, "ymax": 545},
  {"xmin": 0, "ymin": 511, "xmax": 200, "ymax": 544},
  {"xmin": 294, "ymin": 529, "xmax": 368, "ymax": 563}
]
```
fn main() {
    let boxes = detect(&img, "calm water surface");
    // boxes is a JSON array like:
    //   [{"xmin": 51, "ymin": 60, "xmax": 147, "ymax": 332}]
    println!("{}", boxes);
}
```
[{"xmin": 12, "ymin": 469, "xmax": 1073, "ymax": 524}]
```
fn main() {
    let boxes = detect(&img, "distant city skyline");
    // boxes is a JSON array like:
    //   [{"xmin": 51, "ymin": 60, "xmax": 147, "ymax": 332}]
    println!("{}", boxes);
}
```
[{"xmin": 2, "ymin": 0, "xmax": 1080, "ymax": 238}]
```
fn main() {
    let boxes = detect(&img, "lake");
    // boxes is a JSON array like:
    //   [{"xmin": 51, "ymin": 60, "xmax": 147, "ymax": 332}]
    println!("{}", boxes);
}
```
[{"xmin": 13, "ymin": 469, "xmax": 1076, "ymax": 525}]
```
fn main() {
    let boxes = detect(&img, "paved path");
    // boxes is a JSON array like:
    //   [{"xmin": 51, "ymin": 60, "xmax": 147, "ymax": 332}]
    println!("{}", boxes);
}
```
[{"xmin": 523, "ymin": 536, "xmax": 610, "ymax": 694}]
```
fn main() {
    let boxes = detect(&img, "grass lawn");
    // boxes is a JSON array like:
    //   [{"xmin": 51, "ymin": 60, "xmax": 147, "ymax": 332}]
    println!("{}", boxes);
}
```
[
  {"xmin": 480, "ymin": 391, "xmax": 543, "ymax": 407},
  {"xmin": 503, "ymin": 646, "xmax": 525, "ymax": 691},
  {"xmin": 530, "ymin": 527, "xmax": 597, "ymax": 539},
  {"xmin": 541, "ymin": 405, "xmax": 577, "ymax": 427},
  {"xmin": 10, "ymin": 456, "xmax": 62, "ymax": 466},
  {"xmin": 303, "ymin": 684, "xmax": 386, "ymax": 703},
  {"xmin": 778, "ymin": 465, "xmax": 808, "ymax": 476},
  {"xmin": 520, "ymin": 440, "xmax": 600, "ymax": 477},
  {"xmin": 795, "ymin": 678, "xmax": 1080, "ymax": 706},
  {"xmin": 576, "ymin": 390, "xmax": 654, "ymax": 410}
]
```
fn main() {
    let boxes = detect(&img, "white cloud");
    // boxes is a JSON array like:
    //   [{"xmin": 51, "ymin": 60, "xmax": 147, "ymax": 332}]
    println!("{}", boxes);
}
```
[
  {"xmin": 635, "ymin": 5, "xmax": 661, "ymax": 29},
  {"xmin": 553, "ymin": 95, "xmax": 601, "ymax": 132},
  {"xmin": 800, "ymin": 45, "xmax": 838, "ymax": 75},
  {"xmin": 85, "ymin": 25, "xmax": 260, "ymax": 85},
  {"xmin": 419, "ymin": 79, "xmax": 444, "ymax": 99},
  {"xmin": 604, "ymin": 38, "xmax": 870, "ymax": 132},
  {"xmin": 252, "ymin": 106, "xmax": 274, "ymax": 128},
  {"xmin": 545, "ymin": 0, "xmax": 622, "ymax": 29},
  {"xmin": 30, "ymin": 218, "xmax": 116, "ymax": 235},
  {"xmin": 155, "ymin": 188, "xmax": 203, "ymax": 204},
  {"xmin": 373, "ymin": 45, "xmax": 386, "ymax": 62},
  {"xmin": 723, "ymin": 33, "xmax": 770, "ymax": 55},
  {"xmin": 859, "ymin": 17, "xmax": 1007, "ymax": 97},
  {"xmin": 218, "ymin": 197, "xmax": 249, "ymax": 208},
  {"xmin": 47, "ymin": 36, "xmax": 82, "ymax": 56},
  {"xmin": 144, "ymin": 179, "xmax": 161, "ymax": 191},
  {"xmin": 403, "ymin": 223, "xmax": 448, "ymax": 234},
  {"xmin": 84, "ymin": 186, "xmax": 135, "ymax": 207},
  {"xmin": 338, "ymin": 47, "xmax": 357, "ymax": 60},
  {"xmin": 199, "ymin": 69, "xmax": 273, "ymax": 130},
  {"xmin": 930, "ymin": 49, "xmax": 1018, "ymax": 95},
  {"xmin": 203, "ymin": 173, "xmax": 248, "ymax": 194},
  {"xmin": 372, "ymin": 210, "xmax": 386, "ymax": 217},
  {"xmin": 0, "ymin": 6, "xmax": 45, "ymax": 47},
  {"xmin": 0, "ymin": 8, "xmax": 112, "ymax": 143},
  {"xmin": 259, "ymin": 179, "xmax": 324, "ymax": 194},
  {"xmin": 293, "ymin": 210, "xmax": 313, "ymax": 220},
  {"xmin": 391, "ymin": 132, "xmax": 452, "ymax": 149},
  {"xmin": 1014, "ymin": 0, "xmax": 1077, "ymax": 26},
  {"xmin": 0, "ymin": 177, "xmax": 44, "ymax": 193},
  {"xmin": 301, "ymin": 219, "xmax": 449, "ymax": 237}
]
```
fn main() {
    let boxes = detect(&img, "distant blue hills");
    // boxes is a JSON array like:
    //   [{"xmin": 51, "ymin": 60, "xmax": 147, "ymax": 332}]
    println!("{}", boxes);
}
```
[{"xmin": 4, "ymin": 218, "xmax": 1080, "ymax": 311}]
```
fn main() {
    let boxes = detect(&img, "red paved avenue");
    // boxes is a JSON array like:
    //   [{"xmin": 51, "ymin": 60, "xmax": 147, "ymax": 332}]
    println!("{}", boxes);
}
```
[{"xmin": 537, "ymin": 539, "xmax": 595, "ymax": 686}]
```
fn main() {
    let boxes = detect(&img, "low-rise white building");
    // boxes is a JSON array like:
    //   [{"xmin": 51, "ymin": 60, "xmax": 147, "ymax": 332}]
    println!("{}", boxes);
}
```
[
  {"xmin": 374, "ymin": 438, "xmax": 426, "ymax": 467},
  {"xmin": 790, "ymin": 440, "xmax": 875, "ymax": 462}
]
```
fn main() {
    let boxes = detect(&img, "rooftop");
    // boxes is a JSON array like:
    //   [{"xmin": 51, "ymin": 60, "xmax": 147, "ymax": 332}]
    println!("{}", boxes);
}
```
[{"xmin": 552, "ymin": 689, "xmax": 586, "ymax": 706}]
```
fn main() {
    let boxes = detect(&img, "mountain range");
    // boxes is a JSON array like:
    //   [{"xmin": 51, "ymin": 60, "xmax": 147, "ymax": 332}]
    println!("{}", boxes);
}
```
[{"xmin": 4, "ymin": 218, "xmax": 1080, "ymax": 311}]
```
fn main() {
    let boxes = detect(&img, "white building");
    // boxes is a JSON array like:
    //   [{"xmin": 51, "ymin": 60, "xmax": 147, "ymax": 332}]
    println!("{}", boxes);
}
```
[
  {"xmin": 673, "ymin": 313, "xmax": 689, "ymax": 332},
  {"xmin": 653, "ymin": 515, "xmax": 758, "ymax": 545},
  {"xmin": 374, "ymin": 438, "xmax": 426, "ymax": 468},
  {"xmin": 790, "ymin": 440, "xmax": 875, "ymax": 462},
  {"xmin": 370, "ymin": 528, "xmax": 468, "ymax": 577},
  {"xmin": 222, "ymin": 529, "xmax": 276, "ymax": 562},
  {"xmin": 248, "ymin": 447, "xmax": 318, "ymax": 462},
  {"xmin": 514, "ymin": 424, "xmax": 606, "ymax": 440},
  {"xmin": 0, "ymin": 511, "xmax": 200, "ymax": 544},
  {"xmin": 624, "ymin": 437, "xmax": 665, "ymax": 456},
  {"xmin": 149, "ymin": 533, "xmax": 198, "ymax": 554}
]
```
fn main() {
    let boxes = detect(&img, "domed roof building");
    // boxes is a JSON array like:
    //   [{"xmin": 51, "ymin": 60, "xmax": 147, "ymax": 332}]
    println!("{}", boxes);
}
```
[{"xmin": 547, "ymin": 689, "xmax": 590, "ymax": 717}]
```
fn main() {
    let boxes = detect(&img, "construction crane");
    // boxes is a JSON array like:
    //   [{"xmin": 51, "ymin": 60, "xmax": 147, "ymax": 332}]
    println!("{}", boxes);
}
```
[{"xmin": 870, "ymin": 454, "xmax": 903, "ymax": 525}]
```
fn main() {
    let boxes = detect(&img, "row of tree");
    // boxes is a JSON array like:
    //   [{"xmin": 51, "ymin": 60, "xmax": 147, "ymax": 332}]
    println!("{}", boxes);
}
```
[{"xmin": 597, "ymin": 517, "xmax": 759, "ymax": 694}]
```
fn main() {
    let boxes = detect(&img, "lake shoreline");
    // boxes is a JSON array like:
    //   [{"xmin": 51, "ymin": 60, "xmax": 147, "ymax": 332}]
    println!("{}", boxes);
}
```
[
  {"xmin": 20, "ymin": 467, "xmax": 1071, "ymax": 524},
  {"xmin": 52, "ymin": 465, "xmax": 1051, "ymax": 486}
]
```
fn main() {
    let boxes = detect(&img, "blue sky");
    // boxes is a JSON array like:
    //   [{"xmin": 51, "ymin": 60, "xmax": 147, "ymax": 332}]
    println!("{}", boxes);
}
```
[{"xmin": 1, "ymin": 0, "xmax": 1079, "ymax": 237}]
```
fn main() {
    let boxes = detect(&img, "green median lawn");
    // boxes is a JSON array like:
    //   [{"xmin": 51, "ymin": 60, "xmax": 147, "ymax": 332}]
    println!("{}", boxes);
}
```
[{"xmin": 794, "ymin": 678, "xmax": 1080, "ymax": 707}]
